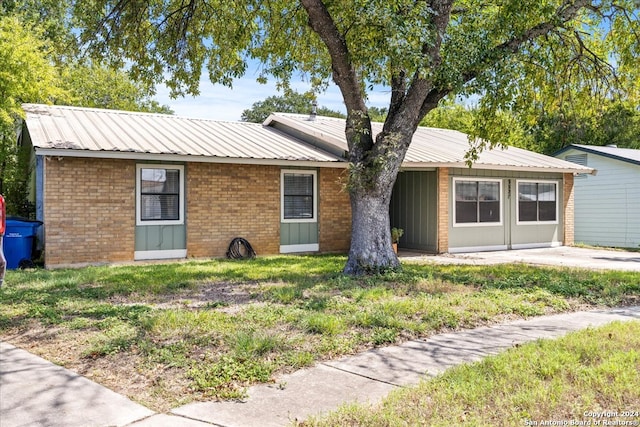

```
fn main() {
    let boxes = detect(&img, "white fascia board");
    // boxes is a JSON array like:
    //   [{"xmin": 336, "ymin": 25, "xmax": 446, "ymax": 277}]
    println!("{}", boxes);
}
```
[
  {"xmin": 402, "ymin": 162, "xmax": 595, "ymax": 175},
  {"xmin": 35, "ymin": 148, "xmax": 348, "ymax": 169}
]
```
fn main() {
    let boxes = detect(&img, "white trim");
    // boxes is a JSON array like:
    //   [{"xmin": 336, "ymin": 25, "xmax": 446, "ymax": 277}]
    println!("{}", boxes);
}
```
[
  {"xmin": 452, "ymin": 177, "xmax": 503, "ymax": 227},
  {"xmin": 448, "ymin": 245, "xmax": 508, "ymax": 253},
  {"xmin": 515, "ymin": 179, "xmax": 559, "ymax": 225},
  {"xmin": 281, "ymin": 170, "xmax": 318, "ymax": 223},
  {"xmin": 511, "ymin": 242, "xmax": 562, "ymax": 250},
  {"xmin": 280, "ymin": 244, "xmax": 320, "ymax": 253},
  {"xmin": 36, "ymin": 149, "xmax": 347, "ymax": 168},
  {"xmin": 34, "ymin": 149, "xmax": 592, "ymax": 174},
  {"xmin": 136, "ymin": 164, "xmax": 185, "ymax": 226},
  {"xmin": 401, "ymin": 162, "xmax": 594, "ymax": 175},
  {"xmin": 134, "ymin": 249, "xmax": 187, "ymax": 260}
]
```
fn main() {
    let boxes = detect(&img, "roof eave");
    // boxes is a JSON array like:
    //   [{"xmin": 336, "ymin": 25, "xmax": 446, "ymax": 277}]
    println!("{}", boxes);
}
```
[
  {"xmin": 34, "ymin": 148, "xmax": 348, "ymax": 168},
  {"xmin": 402, "ymin": 161, "xmax": 596, "ymax": 175},
  {"xmin": 553, "ymin": 144, "xmax": 640, "ymax": 167}
]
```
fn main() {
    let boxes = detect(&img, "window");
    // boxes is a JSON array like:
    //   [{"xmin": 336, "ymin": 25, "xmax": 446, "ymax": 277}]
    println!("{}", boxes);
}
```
[
  {"xmin": 136, "ymin": 165, "xmax": 184, "ymax": 225},
  {"xmin": 281, "ymin": 170, "xmax": 317, "ymax": 222},
  {"xmin": 453, "ymin": 179, "xmax": 501, "ymax": 226},
  {"xmin": 517, "ymin": 181, "xmax": 558, "ymax": 223}
]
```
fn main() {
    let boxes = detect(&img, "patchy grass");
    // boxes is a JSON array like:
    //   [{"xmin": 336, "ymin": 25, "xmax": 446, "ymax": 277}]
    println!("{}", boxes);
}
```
[
  {"xmin": 306, "ymin": 321, "xmax": 640, "ymax": 426},
  {"xmin": 1, "ymin": 255, "xmax": 639, "ymax": 411}
]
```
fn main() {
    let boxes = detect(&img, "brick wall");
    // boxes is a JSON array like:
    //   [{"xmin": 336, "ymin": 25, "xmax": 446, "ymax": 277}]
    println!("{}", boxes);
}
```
[
  {"xmin": 437, "ymin": 167, "xmax": 449, "ymax": 253},
  {"xmin": 188, "ymin": 164, "xmax": 352, "ymax": 257},
  {"xmin": 319, "ymin": 168, "xmax": 351, "ymax": 252},
  {"xmin": 43, "ymin": 157, "xmax": 136, "ymax": 266},
  {"xmin": 563, "ymin": 173, "xmax": 575, "ymax": 245},
  {"xmin": 186, "ymin": 163, "xmax": 281, "ymax": 258},
  {"xmin": 43, "ymin": 159, "xmax": 351, "ymax": 266}
]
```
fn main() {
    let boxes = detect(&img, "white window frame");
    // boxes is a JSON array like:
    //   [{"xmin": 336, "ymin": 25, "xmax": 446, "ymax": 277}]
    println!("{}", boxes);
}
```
[
  {"xmin": 281, "ymin": 170, "xmax": 317, "ymax": 223},
  {"xmin": 452, "ymin": 177, "xmax": 503, "ymax": 227},
  {"xmin": 516, "ymin": 179, "xmax": 559, "ymax": 225},
  {"xmin": 136, "ymin": 164, "xmax": 185, "ymax": 226}
]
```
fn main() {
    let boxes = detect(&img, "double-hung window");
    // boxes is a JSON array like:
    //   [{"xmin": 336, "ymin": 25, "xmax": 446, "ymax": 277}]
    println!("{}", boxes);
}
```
[
  {"xmin": 136, "ymin": 164, "xmax": 184, "ymax": 225},
  {"xmin": 517, "ymin": 180, "xmax": 558, "ymax": 223},
  {"xmin": 281, "ymin": 170, "xmax": 317, "ymax": 222},
  {"xmin": 453, "ymin": 178, "xmax": 502, "ymax": 226}
]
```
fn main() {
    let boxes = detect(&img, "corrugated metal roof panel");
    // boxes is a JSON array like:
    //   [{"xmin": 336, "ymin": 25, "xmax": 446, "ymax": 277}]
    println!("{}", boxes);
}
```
[
  {"xmin": 23, "ymin": 104, "xmax": 344, "ymax": 164},
  {"xmin": 265, "ymin": 113, "xmax": 594, "ymax": 174}
]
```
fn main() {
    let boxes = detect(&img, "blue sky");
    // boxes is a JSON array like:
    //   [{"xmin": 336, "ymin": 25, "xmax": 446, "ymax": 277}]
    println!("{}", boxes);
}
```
[{"xmin": 153, "ymin": 71, "xmax": 392, "ymax": 122}]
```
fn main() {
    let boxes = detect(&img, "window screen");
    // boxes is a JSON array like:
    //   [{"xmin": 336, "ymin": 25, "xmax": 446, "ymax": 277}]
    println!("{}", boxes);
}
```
[
  {"xmin": 283, "ymin": 173, "xmax": 314, "ymax": 220},
  {"xmin": 140, "ymin": 168, "xmax": 181, "ymax": 221}
]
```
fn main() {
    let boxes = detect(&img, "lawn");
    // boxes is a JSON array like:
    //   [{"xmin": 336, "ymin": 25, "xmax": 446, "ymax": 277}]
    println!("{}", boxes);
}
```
[
  {"xmin": 0, "ymin": 255, "xmax": 638, "ymax": 411},
  {"xmin": 306, "ymin": 321, "xmax": 640, "ymax": 426}
]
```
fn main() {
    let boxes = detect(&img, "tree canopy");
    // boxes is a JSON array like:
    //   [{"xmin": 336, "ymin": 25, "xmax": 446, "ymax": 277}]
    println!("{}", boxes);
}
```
[
  {"xmin": 0, "ymin": 1, "xmax": 173, "ymax": 216},
  {"xmin": 64, "ymin": 1, "xmax": 640, "ymax": 273},
  {"xmin": 241, "ymin": 90, "xmax": 344, "ymax": 123},
  {"xmin": 0, "ymin": 15, "xmax": 61, "ymax": 212}
]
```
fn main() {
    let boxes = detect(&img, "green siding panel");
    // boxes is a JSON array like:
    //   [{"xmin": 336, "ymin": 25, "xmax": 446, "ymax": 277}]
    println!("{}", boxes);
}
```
[
  {"xmin": 280, "ymin": 222, "xmax": 319, "ymax": 245},
  {"xmin": 447, "ymin": 171, "xmax": 564, "ymax": 250},
  {"xmin": 135, "ymin": 225, "xmax": 186, "ymax": 251},
  {"xmin": 390, "ymin": 171, "xmax": 437, "ymax": 252}
]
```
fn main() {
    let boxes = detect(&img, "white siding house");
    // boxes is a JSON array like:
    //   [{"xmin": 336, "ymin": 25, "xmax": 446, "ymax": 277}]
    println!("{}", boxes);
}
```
[{"xmin": 554, "ymin": 144, "xmax": 640, "ymax": 248}]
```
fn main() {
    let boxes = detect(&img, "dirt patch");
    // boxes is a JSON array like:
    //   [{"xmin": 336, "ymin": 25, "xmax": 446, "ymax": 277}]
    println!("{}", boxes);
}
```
[
  {"xmin": 108, "ymin": 280, "xmax": 263, "ymax": 310},
  {"xmin": 4, "ymin": 321, "xmax": 200, "ymax": 412}
]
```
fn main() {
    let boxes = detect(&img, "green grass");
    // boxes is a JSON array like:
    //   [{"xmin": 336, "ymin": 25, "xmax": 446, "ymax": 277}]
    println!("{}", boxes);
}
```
[
  {"xmin": 0, "ymin": 255, "xmax": 639, "ymax": 410},
  {"xmin": 306, "ymin": 321, "xmax": 640, "ymax": 426}
]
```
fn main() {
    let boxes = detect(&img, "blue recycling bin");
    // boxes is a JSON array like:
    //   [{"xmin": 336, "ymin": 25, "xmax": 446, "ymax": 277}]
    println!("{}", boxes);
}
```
[{"xmin": 3, "ymin": 219, "xmax": 42, "ymax": 269}]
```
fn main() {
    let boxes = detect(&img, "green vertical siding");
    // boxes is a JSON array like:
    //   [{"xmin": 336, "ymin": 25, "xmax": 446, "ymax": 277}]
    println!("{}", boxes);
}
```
[
  {"xmin": 135, "ymin": 225, "xmax": 186, "ymax": 251},
  {"xmin": 280, "ymin": 222, "xmax": 319, "ymax": 245},
  {"xmin": 390, "ymin": 171, "xmax": 437, "ymax": 252}
]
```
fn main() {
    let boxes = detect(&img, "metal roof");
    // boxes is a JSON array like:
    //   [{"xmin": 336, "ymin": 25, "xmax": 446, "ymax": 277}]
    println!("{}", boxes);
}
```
[
  {"xmin": 264, "ymin": 113, "xmax": 595, "ymax": 174},
  {"xmin": 555, "ymin": 144, "xmax": 640, "ymax": 166},
  {"xmin": 23, "ymin": 104, "xmax": 345, "ymax": 166}
]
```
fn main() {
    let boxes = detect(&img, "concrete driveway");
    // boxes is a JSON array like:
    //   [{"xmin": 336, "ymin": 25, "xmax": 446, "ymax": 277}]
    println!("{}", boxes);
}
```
[{"xmin": 401, "ymin": 246, "xmax": 640, "ymax": 271}]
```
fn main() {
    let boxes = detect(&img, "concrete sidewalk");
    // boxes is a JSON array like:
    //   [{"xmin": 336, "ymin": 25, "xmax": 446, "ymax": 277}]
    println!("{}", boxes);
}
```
[
  {"xmin": 0, "ymin": 342, "xmax": 155, "ymax": 427},
  {"xmin": 2, "ymin": 306, "xmax": 639, "ymax": 427}
]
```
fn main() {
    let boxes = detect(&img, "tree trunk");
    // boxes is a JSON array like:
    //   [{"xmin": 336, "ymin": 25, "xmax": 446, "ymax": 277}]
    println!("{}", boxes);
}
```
[
  {"xmin": 342, "ymin": 126, "xmax": 413, "ymax": 275},
  {"xmin": 343, "ymin": 190, "xmax": 400, "ymax": 274}
]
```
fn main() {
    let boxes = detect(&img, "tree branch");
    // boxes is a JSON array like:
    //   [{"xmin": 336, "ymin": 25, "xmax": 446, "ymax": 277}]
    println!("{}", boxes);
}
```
[
  {"xmin": 299, "ymin": 0, "xmax": 366, "ymax": 114},
  {"xmin": 388, "ymin": 0, "xmax": 454, "ymax": 132},
  {"xmin": 461, "ymin": 0, "xmax": 593, "ymax": 85}
]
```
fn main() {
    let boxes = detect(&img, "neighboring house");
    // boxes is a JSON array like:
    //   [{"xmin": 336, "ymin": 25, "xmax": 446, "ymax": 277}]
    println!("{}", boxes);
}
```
[
  {"xmin": 554, "ymin": 144, "xmax": 640, "ymax": 249},
  {"xmin": 20, "ymin": 105, "xmax": 592, "ymax": 268}
]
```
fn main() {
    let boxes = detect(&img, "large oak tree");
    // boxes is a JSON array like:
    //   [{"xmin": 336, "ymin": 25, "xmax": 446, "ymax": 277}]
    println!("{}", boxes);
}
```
[{"xmin": 71, "ymin": 0, "xmax": 639, "ymax": 274}]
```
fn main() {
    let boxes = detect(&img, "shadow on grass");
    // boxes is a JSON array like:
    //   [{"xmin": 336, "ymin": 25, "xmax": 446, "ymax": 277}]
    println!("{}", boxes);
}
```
[{"xmin": 2, "ymin": 255, "xmax": 639, "ymax": 331}]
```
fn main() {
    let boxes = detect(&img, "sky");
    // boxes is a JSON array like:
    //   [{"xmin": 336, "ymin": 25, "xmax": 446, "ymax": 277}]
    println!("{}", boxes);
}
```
[{"xmin": 153, "ymin": 71, "xmax": 392, "ymax": 122}]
